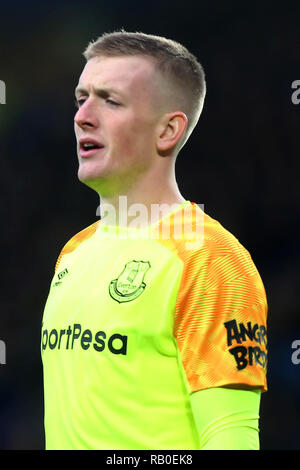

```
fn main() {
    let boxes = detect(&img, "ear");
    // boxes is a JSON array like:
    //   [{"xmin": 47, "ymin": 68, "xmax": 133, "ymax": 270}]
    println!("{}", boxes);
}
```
[{"xmin": 156, "ymin": 112, "xmax": 188, "ymax": 155}]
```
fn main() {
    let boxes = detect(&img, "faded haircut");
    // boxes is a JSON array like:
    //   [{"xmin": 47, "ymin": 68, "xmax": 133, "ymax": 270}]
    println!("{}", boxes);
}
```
[{"xmin": 83, "ymin": 31, "xmax": 206, "ymax": 147}]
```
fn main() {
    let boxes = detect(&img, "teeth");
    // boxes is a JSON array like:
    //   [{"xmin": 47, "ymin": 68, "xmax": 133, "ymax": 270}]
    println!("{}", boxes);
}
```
[{"xmin": 83, "ymin": 143, "xmax": 96, "ymax": 149}]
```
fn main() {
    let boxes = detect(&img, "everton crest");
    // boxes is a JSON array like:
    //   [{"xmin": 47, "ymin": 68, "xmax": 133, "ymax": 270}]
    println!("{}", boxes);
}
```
[{"xmin": 109, "ymin": 260, "xmax": 151, "ymax": 303}]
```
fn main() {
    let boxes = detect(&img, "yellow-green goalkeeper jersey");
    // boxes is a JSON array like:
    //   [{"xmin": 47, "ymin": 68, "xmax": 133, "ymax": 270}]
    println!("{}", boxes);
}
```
[{"xmin": 41, "ymin": 201, "xmax": 268, "ymax": 450}]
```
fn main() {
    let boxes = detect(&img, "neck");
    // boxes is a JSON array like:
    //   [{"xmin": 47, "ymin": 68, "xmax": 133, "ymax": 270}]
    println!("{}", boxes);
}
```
[{"xmin": 98, "ymin": 165, "xmax": 186, "ymax": 228}]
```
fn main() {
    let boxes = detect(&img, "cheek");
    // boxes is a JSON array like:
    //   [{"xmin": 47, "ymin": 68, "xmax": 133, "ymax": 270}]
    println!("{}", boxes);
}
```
[
  {"xmin": 107, "ymin": 106, "xmax": 158, "ymax": 161},
  {"xmin": 113, "ymin": 123, "xmax": 153, "ymax": 155}
]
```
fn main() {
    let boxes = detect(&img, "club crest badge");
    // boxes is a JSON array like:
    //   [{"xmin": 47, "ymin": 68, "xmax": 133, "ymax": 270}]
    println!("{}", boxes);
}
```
[{"xmin": 109, "ymin": 260, "xmax": 151, "ymax": 303}]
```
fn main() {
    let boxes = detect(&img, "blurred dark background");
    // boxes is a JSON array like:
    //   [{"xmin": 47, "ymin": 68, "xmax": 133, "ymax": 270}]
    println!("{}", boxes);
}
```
[{"xmin": 0, "ymin": 0, "xmax": 299, "ymax": 450}]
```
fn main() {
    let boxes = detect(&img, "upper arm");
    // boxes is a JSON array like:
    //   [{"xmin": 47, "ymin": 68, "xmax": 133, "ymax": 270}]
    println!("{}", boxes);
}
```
[{"xmin": 174, "ymin": 222, "xmax": 268, "ymax": 393}]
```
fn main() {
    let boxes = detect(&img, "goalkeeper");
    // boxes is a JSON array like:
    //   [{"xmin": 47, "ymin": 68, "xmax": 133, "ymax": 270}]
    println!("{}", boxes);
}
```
[{"xmin": 41, "ymin": 31, "xmax": 268, "ymax": 450}]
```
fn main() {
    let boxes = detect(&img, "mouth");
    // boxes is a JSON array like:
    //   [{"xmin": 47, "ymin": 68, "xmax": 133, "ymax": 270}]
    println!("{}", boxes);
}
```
[{"xmin": 79, "ymin": 139, "xmax": 105, "ymax": 158}]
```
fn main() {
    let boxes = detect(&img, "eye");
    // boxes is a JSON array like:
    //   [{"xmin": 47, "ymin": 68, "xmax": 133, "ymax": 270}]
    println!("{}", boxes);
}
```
[
  {"xmin": 74, "ymin": 98, "xmax": 86, "ymax": 109},
  {"xmin": 74, "ymin": 97, "xmax": 120, "ymax": 109},
  {"xmin": 106, "ymin": 98, "xmax": 120, "ymax": 106}
]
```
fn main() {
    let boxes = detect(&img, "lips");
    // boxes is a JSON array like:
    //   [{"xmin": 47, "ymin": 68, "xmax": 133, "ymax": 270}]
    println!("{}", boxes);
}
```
[{"xmin": 79, "ymin": 137, "xmax": 104, "ymax": 158}]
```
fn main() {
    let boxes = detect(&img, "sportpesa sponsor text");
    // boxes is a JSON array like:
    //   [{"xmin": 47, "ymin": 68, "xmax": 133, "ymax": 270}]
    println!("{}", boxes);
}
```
[{"xmin": 41, "ymin": 323, "xmax": 128, "ymax": 355}]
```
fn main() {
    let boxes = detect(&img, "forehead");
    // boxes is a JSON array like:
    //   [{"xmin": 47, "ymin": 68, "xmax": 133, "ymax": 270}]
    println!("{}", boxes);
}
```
[{"xmin": 76, "ymin": 55, "xmax": 157, "ymax": 97}]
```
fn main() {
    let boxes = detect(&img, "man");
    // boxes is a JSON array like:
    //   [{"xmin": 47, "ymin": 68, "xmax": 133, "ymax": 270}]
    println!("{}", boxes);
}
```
[{"xmin": 41, "ymin": 31, "xmax": 268, "ymax": 450}]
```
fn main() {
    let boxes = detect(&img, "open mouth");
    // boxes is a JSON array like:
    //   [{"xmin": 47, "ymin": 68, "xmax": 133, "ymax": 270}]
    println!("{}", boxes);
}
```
[
  {"xmin": 81, "ymin": 143, "xmax": 102, "ymax": 151},
  {"xmin": 79, "ymin": 141, "xmax": 104, "ymax": 157}
]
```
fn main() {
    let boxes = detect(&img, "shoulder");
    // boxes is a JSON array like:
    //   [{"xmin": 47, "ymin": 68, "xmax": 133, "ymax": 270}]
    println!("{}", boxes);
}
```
[
  {"xmin": 203, "ymin": 211, "xmax": 258, "ymax": 278},
  {"xmin": 170, "ymin": 203, "xmax": 258, "ymax": 280},
  {"xmin": 55, "ymin": 220, "xmax": 100, "ymax": 272}
]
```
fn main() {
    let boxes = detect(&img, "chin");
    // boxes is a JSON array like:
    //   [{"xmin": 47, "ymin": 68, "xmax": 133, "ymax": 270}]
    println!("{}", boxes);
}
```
[{"xmin": 78, "ymin": 161, "xmax": 106, "ymax": 181}]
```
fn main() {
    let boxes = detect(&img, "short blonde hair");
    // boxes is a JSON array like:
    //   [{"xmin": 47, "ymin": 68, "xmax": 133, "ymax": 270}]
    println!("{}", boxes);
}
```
[{"xmin": 84, "ymin": 31, "xmax": 206, "ymax": 143}]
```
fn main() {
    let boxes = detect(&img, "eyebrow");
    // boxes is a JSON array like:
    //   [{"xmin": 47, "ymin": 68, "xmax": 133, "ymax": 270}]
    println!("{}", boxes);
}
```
[{"xmin": 74, "ymin": 86, "xmax": 121, "ymax": 99}]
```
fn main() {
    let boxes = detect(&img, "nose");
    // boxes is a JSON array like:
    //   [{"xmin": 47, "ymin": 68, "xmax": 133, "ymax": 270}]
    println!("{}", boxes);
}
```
[{"xmin": 74, "ymin": 99, "xmax": 99, "ymax": 130}]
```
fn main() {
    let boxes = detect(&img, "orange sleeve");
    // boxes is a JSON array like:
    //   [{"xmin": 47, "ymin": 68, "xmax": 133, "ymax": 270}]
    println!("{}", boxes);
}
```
[{"xmin": 172, "ymin": 213, "xmax": 268, "ymax": 393}]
